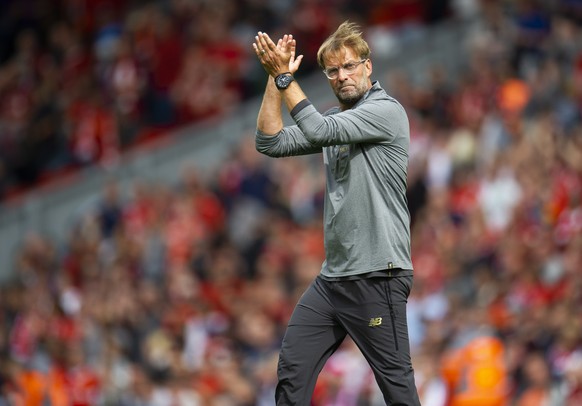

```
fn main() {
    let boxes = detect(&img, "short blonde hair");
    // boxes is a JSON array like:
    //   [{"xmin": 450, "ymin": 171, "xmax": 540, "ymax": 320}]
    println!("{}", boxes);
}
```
[{"xmin": 317, "ymin": 21, "xmax": 371, "ymax": 68}]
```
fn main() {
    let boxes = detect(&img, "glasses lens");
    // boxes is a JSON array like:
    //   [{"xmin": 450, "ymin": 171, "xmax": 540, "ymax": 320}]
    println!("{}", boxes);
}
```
[
  {"xmin": 324, "ymin": 60, "xmax": 364, "ymax": 79},
  {"xmin": 344, "ymin": 62, "xmax": 358, "ymax": 73},
  {"xmin": 325, "ymin": 68, "xmax": 338, "ymax": 79}
]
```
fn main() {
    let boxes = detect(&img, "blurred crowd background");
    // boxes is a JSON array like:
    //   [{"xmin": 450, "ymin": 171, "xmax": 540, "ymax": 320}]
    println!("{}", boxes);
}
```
[
  {"xmin": 1, "ymin": 0, "xmax": 582, "ymax": 405},
  {"xmin": 0, "ymin": 0, "xmax": 451, "ymax": 200}
]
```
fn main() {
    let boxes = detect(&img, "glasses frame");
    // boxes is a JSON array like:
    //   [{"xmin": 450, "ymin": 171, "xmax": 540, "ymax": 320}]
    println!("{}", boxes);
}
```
[{"xmin": 322, "ymin": 59, "xmax": 367, "ymax": 80}]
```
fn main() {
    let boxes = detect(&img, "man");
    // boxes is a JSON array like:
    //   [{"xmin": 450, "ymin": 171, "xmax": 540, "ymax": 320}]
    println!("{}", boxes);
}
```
[{"xmin": 253, "ymin": 21, "xmax": 421, "ymax": 405}]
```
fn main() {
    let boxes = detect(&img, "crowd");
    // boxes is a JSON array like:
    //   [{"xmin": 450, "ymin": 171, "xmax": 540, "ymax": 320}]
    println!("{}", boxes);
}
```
[
  {"xmin": 0, "ymin": 0, "xmax": 451, "ymax": 201},
  {"xmin": 2, "ymin": 0, "xmax": 582, "ymax": 405}
]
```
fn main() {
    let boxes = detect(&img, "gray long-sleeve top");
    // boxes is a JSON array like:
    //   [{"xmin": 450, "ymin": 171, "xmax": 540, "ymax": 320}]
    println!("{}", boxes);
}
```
[{"xmin": 256, "ymin": 81, "xmax": 412, "ymax": 278}]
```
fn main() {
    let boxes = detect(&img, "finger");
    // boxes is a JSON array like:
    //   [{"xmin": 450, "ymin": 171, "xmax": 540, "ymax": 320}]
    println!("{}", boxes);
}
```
[
  {"xmin": 283, "ymin": 35, "xmax": 294, "ymax": 52},
  {"xmin": 262, "ymin": 33, "xmax": 277, "ymax": 51},
  {"xmin": 279, "ymin": 34, "xmax": 291, "ymax": 49},
  {"xmin": 254, "ymin": 36, "xmax": 267, "ymax": 57},
  {"xmin": 257, "ymin": 32, "xmax": 269, "ymax": 49},
  {"xmin": 292, "ymin": 54, "xmax": 304, "ymax": 68}
]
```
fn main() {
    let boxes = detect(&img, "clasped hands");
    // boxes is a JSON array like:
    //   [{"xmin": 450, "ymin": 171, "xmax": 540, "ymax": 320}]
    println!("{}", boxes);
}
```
[{"xmin": 253, "ymin": 32, "xmax": 303, "ymax": 78}]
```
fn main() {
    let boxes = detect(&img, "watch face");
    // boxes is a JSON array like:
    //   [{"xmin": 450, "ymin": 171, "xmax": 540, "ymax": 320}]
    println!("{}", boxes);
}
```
[{"xmin": 276, "ymin": 74, "xmax": 294, "ymax": 89}]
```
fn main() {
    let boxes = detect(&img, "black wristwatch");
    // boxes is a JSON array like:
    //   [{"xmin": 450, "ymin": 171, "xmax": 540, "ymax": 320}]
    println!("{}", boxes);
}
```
[{"xmin": 274, "ymin": 72, "xmax": 294, "ymax": 90}]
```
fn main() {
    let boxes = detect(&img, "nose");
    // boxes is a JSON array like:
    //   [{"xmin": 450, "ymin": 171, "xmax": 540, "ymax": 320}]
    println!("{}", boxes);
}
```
[{"xmin": 337, "ymin": 68, "xmax": 349, "ymax": 81}]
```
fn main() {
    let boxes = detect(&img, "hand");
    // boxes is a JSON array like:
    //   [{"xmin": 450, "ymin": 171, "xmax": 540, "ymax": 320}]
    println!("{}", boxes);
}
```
[{"xmin": 253, "ymin": 32, "xmax": 303, "ymax": 77}]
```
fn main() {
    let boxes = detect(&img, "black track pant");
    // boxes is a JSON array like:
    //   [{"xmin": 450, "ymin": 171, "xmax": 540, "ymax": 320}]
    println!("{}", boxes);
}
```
[{"xmin": 275, "ymin": 275, "xmax": 421, "ymax": 405}]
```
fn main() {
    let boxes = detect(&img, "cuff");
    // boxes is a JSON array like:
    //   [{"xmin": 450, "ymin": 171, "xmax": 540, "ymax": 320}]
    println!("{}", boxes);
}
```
[{"xmin": 290, "ymin": 99, "xmax": 311, "ymax": 117}]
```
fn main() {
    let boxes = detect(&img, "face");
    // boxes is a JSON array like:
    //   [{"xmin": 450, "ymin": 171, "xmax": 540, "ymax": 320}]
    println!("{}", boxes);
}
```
[{"xmin": 323, "ymin": 47, "xmax": 372, "ymax": 110}]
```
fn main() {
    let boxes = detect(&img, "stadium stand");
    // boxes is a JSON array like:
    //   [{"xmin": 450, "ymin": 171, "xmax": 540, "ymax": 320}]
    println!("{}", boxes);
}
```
[{"xmin": 1, "ymin": 0, "xmax": 582, "ymax": 405}]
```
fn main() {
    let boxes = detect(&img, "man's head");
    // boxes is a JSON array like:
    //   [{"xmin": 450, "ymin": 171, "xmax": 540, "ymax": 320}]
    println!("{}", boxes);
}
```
[{"xmin": 317, "ymin": 21, "xmax": 373, "ymax": 110}]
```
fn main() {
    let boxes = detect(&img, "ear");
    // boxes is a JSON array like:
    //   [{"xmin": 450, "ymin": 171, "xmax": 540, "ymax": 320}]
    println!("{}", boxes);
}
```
[{"xmin": 365, "ymin": 58, "xmax": 372, "ymax": 78}]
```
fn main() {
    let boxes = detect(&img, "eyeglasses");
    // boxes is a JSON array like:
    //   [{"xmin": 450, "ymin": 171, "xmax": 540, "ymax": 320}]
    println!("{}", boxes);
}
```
[{"xmin": 322, "ymin": 59, "xmax": 367, "ymax": 80}]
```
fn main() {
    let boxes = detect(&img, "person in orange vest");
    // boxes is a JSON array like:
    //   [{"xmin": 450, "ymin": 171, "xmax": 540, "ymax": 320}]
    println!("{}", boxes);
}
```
[{"xmin": 441, "ymin": 334, "xmax": 510, "ymax": 406}]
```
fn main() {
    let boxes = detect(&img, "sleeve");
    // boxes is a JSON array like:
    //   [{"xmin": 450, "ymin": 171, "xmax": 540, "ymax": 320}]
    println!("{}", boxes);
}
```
[
  {"xmin": 292, "ymin": 98, "xmax": 408, "ymax": 147},
  {"xmin": 255, "ymin": 125, "xmax": 322, "ymax": 157}
]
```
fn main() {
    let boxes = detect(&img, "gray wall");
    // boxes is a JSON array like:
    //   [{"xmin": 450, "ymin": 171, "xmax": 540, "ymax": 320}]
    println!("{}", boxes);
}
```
[{"xmin": 0, "ymin": 19, "xmax": 472, "ymax": 282}]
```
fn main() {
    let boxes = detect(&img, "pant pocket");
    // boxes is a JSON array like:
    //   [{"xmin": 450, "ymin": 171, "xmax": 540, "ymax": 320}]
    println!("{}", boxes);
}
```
[{"xmin": 383, "ymin": 278, "xmax": 400, "ymax": 351}]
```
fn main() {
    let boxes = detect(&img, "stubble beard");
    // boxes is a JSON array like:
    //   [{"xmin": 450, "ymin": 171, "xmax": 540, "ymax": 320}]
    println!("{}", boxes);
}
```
[{"xmin": 335, "ymin": 82, "xmax": 366, "ymax": 108}]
